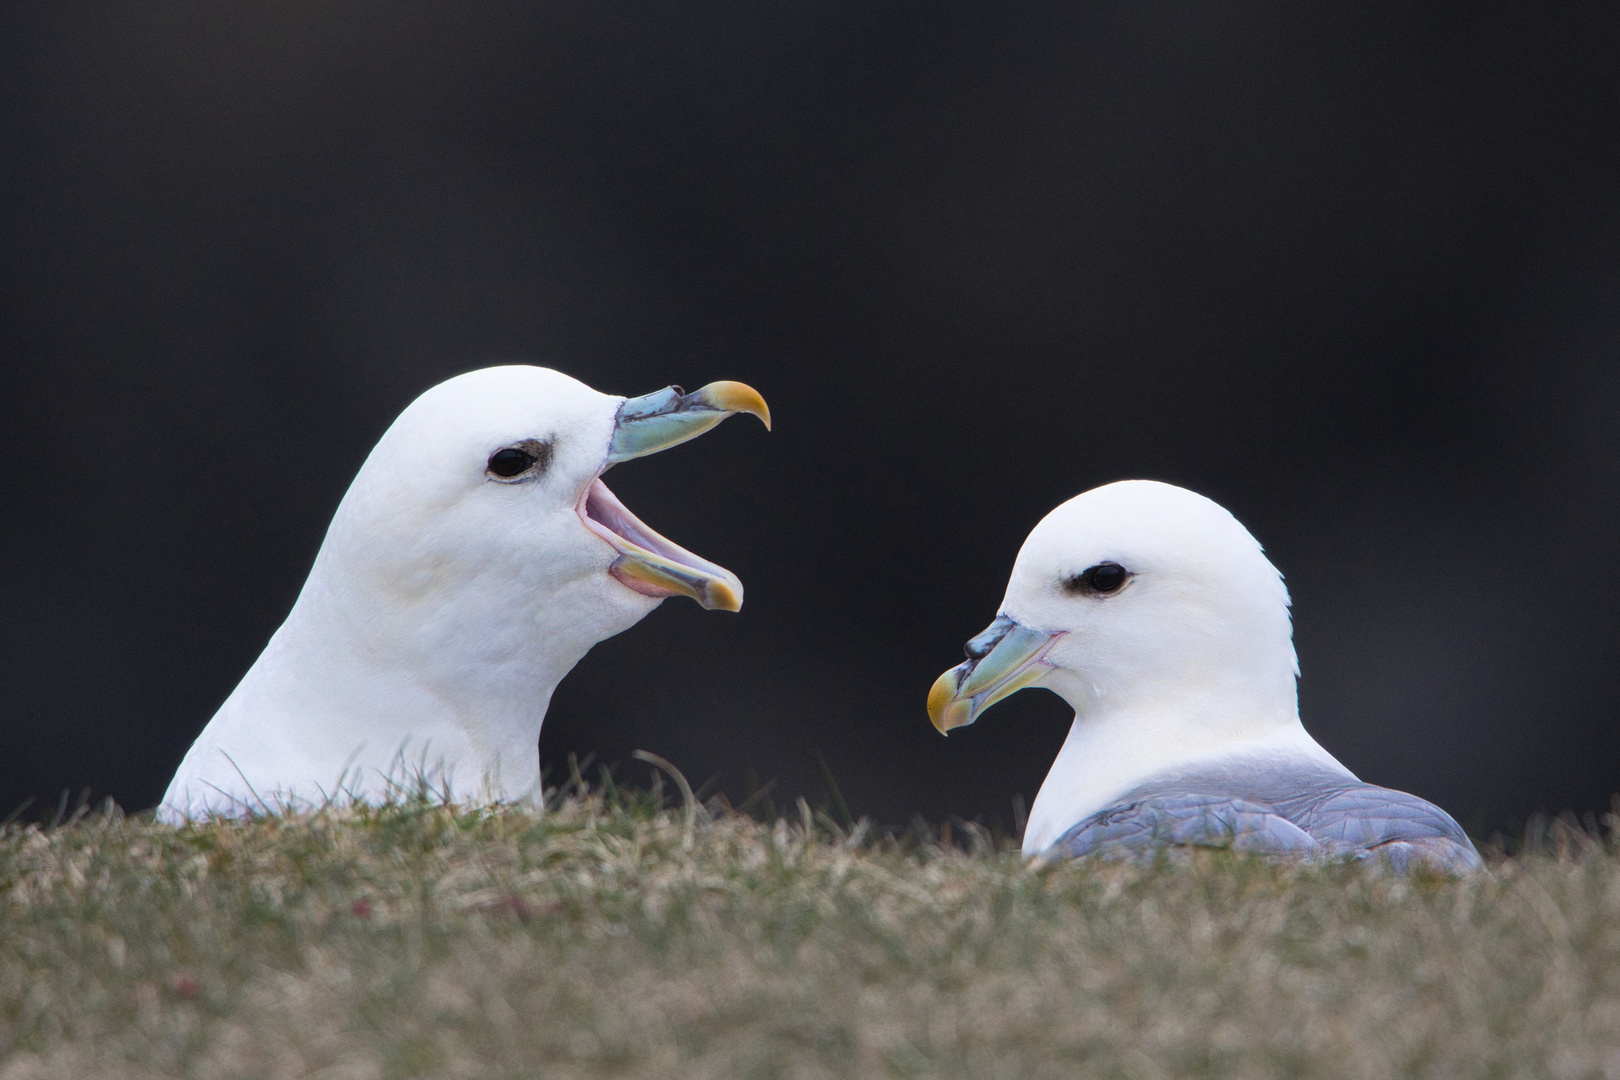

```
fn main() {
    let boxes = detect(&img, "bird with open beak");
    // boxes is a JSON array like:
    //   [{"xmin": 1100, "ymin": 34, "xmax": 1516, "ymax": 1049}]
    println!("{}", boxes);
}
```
[{"xmin": 159, "ymin": 366, "xmax": 769, "ymax": 821}]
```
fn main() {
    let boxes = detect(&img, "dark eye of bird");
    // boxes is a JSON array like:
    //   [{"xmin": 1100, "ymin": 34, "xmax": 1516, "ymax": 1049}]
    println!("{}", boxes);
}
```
[
  {"xmin": 1067, "ymin": 562, "xmax": 1130, "ymax": 596},
  {"xmin": 487, "ymin": 447, "xmax": 537, "ymax": 478}
]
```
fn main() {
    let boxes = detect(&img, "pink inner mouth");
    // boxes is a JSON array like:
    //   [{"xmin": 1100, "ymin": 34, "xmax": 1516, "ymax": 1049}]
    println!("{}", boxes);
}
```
[{"xmin": 577, "ymin": 478, "xmax": 733, "ymax": 595}]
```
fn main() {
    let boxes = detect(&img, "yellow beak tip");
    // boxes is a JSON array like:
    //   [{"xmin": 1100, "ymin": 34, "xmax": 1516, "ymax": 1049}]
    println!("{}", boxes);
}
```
[
  {"xmin": 927, "ymin": 671, "xmax": 969, "ymax": 735},
  {"xmin": 696, "ymin": 380, "xmax": 771, "ymax": 431},
  {"xmin": 702, "ymin": 582, "xmax": 744, "ymax": 613}
]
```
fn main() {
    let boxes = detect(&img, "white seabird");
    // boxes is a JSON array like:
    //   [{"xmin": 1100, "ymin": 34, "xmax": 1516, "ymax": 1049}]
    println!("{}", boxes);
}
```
[
  {"xmin": 160, "ymin": 366, "xmax": 769, "ymax": 822},
  {"xmin": 927, "ymin": 480, "xmax": 1482, "ymax": 872}
]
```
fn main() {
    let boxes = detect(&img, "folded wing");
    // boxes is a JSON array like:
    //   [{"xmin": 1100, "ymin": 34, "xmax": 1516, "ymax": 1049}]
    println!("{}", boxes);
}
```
[{"xmin": 1050, "ymin": 756, "xmax": 1483, "ymax": 873}]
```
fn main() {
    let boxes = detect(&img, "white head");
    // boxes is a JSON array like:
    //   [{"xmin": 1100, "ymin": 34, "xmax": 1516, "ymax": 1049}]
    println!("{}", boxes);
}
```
[
  {"xmin": 929, "ymin": 480, "xmax": 1300, "ymax": 738},
  {"xmin": 253, "ymin": 366, "xmax": 770, "ymax": 777},
  {"xmin": 322, "ymin": 367, "xmax": 633, "ymax": 639},
  {"xmin": 162, "ymin": 365, "xmax": 770, "ymax": 818},
  {"xmin": 311, "ymin": 366, "xmax": 770, "ymax": 658}
]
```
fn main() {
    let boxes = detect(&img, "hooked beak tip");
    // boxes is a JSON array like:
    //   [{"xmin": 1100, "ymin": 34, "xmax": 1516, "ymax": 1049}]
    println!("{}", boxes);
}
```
[
  {"xmin": 691, "ymin": 380, "xmax": 771, "ymax": 431},
  {"xmin": 704, "ymin": 580, "xmax": 744, "ymax": 613},
  {"xmin": 927, "ymin": 669, "xmax": 971, "ymax": 735}
]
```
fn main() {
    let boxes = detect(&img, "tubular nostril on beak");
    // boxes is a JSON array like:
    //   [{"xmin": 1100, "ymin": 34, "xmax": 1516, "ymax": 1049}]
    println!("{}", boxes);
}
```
[{"xmin": 962, "ymin": 614, "xmax": 1017, "ymax": 664}]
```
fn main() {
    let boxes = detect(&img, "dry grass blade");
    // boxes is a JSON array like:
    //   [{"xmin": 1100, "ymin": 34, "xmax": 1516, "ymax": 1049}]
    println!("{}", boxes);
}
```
[{"xmin": 0, "ymin": 791, "xmax": 1617, "ymax": 1079}]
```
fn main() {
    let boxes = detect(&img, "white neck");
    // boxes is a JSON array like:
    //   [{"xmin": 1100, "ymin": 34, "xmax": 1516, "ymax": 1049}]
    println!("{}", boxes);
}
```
[
  {"xmin": 162, "ymin": 538, "xmax": 643, "ymax": 819},
  {"xmin": 1020, "ymin": 678, "xmax": 1350, "ymax": 855}
]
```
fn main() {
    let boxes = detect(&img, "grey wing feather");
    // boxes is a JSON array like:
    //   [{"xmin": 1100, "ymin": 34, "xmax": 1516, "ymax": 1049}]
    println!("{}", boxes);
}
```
[
  {"xmin": 1052, "ymin": 791, "xmax": 1322, "ymax": 859},
  {"xmin": 1356, "ymin": 837, "xmax": 1483, "ymax": 874},
  {"xmin": 1275, "ymin": 783, "xmax": 1483, "ymax": 872},
  {"xmin": 1048, "ymin": 756, "xmax": 1483, "ymax": 873}
]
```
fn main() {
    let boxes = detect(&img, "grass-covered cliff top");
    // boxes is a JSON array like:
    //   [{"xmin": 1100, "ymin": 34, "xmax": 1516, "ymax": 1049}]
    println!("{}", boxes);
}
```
[{"xmin": 2, "ymin": 787, "xmax": 1617, "ymax": 1079}]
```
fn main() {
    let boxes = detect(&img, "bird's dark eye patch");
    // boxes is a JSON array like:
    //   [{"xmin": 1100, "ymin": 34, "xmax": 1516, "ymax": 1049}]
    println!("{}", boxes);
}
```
[
  {"xmin": 1065, "ymin": 562, "xmax": 1131, "ymax": 596},
  {"xmin": 486, "ymin": 439, "xmax": 553, "ymax": 481}
]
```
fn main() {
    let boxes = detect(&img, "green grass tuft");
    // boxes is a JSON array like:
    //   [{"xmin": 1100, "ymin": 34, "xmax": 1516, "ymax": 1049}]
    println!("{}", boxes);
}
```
[{"xmin": 1, "ymin": 789, "xmax": 1618, "ymax": 1078}]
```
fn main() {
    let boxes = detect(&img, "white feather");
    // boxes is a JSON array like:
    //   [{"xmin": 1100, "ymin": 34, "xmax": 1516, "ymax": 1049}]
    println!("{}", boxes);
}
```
[
  {"xmin": 160, "ymin": 367, "xmax": 663, "ymax": 820},
  {"xmin": 1009, "ymin": 481, "xmax": 1353, "ymax": 854}
]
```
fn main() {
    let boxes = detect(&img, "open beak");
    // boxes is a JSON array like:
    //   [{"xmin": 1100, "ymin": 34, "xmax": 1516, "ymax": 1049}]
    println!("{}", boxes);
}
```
[
  {"xmin": 580, "ymin": 381, "xmax": 770, "ymax": 612},
  {"xmin": 927, "ymin": 615, "xmax": 1064, "ymax": 734}
]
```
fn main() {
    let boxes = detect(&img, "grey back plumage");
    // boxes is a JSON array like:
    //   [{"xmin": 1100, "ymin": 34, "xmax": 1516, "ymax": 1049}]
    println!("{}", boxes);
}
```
[{"xmin": 1049, "ymin": 756, "xmax": 1483, "ymax": 873}]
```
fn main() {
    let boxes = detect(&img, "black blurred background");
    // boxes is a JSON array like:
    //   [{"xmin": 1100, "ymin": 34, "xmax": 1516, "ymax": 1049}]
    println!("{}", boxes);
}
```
[{"xmin": 3, "ymin": 2, "xmax": 1617, "ymax": 835}]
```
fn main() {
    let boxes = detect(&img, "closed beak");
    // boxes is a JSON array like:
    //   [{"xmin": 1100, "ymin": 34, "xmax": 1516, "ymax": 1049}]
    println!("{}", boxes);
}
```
[{"xmin": 927, "ymin": 615, "xmax": 1063, "ymax": 734}]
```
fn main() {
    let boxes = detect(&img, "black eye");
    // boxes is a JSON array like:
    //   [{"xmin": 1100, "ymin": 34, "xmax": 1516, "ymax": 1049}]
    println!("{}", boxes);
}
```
[
  {"xmin": 1066, "ymin": 562, "xmax": 1130, "ymax": 596},
  {"xmin": 487, "ymin": 447, "xmax": 537, "ymax": 478}
]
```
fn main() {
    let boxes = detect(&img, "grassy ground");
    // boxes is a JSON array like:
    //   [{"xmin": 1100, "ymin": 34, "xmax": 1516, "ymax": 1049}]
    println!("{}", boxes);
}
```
[{"xmin": 1, "ymin": 785, "xmax": 1618, "ymax": 1080}]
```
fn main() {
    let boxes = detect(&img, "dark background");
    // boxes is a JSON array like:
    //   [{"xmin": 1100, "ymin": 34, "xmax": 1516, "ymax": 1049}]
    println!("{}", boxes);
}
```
[{"xmin": 3, "ymin": 2, "xmax": 1618, "ymax": 836}]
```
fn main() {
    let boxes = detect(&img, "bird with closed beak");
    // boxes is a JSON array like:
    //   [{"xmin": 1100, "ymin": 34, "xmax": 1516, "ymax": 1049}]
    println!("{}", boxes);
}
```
[
  {"xmin": 928, "ymin": 480, "xmax": 1481, "ymax": 873},
  {"xmin": 160, "ymin": 366, "xmax": 769, "ymax": 821}
]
